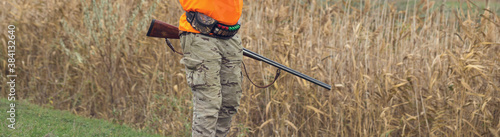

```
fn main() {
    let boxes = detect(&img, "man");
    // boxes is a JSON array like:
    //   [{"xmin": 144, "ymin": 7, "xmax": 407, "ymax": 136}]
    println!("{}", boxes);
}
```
[{"xmin": 178, "ymin": 0, "xmax": 243, "ymax": 136}]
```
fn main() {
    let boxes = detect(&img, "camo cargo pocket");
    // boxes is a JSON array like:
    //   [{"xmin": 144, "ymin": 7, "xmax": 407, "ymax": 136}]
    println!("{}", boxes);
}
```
[{"xmin": 181, "ymin": 57, "xmax": 206, "ymax": 87}]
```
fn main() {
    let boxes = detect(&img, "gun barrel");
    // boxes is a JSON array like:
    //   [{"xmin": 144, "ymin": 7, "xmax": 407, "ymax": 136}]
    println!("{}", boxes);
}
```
[{"xmin": 243, "ymin": 48, "xmax": 332, "ymax": 90}]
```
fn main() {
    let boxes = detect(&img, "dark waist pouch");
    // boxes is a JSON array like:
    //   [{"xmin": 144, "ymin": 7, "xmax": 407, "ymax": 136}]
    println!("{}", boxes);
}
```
[{"xmin": 186, "ymin": 11, "xmax": 240, "ymax": 39}]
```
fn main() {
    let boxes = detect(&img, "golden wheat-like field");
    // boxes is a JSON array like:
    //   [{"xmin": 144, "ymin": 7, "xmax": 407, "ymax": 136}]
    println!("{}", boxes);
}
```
[{"xmin": 1, "ymin": 0, "xmax": 500, "ymax": 136}]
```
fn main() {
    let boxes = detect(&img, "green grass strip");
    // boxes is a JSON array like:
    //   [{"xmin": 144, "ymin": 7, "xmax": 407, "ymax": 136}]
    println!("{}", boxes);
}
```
[{"xmin": 0, "ymin": 98, "xmax": 163, "ymax": 137}]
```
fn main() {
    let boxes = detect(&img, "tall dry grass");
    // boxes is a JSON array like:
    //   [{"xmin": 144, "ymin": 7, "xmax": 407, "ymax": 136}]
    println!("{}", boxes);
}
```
[{"xmin": 1, "ymin": 0, "xmax": 500, "ymax": 136}]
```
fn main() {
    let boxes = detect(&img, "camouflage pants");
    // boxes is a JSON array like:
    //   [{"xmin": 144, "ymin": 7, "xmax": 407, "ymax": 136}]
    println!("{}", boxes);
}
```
[{"xmin": 180, "ymin": 33, "xmax": 243, "ymax": 137}]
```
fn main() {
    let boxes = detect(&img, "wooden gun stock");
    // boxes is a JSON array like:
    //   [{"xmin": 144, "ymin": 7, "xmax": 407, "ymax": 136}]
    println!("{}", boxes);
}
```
[{"xmin": 146, "ymin": 19, "xmax": 180, "ymax": 39}]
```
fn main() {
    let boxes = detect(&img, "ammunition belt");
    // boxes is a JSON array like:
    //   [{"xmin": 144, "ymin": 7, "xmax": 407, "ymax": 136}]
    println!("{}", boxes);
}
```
[{"xmin": 185, "ymin": 11, "xmax": 240, "ymax": 39}]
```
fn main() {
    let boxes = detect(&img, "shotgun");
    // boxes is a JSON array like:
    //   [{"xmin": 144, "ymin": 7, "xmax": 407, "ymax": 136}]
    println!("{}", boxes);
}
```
[{"xmin": 146, "ymin": 19, "xmax": 332, "ymax": 90}]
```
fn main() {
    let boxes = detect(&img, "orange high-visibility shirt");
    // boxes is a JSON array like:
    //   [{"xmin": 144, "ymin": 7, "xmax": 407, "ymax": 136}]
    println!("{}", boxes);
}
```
[{"xmin": 179, "ymin": 0, "xmax": 243, "ymax": 33}]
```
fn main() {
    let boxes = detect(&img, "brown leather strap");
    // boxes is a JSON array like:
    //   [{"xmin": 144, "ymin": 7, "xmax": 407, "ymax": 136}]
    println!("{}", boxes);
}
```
[
  {"xmin": 165, "ymin": 38, "xmax": 280, "ymax": 88},
  {"xmin": 242, "ymin": 62, "xmax": 281, "ymax": 88},
  {"xmin": 165, "ymin": 38, "xmax": 183, "ymax": 55}
]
